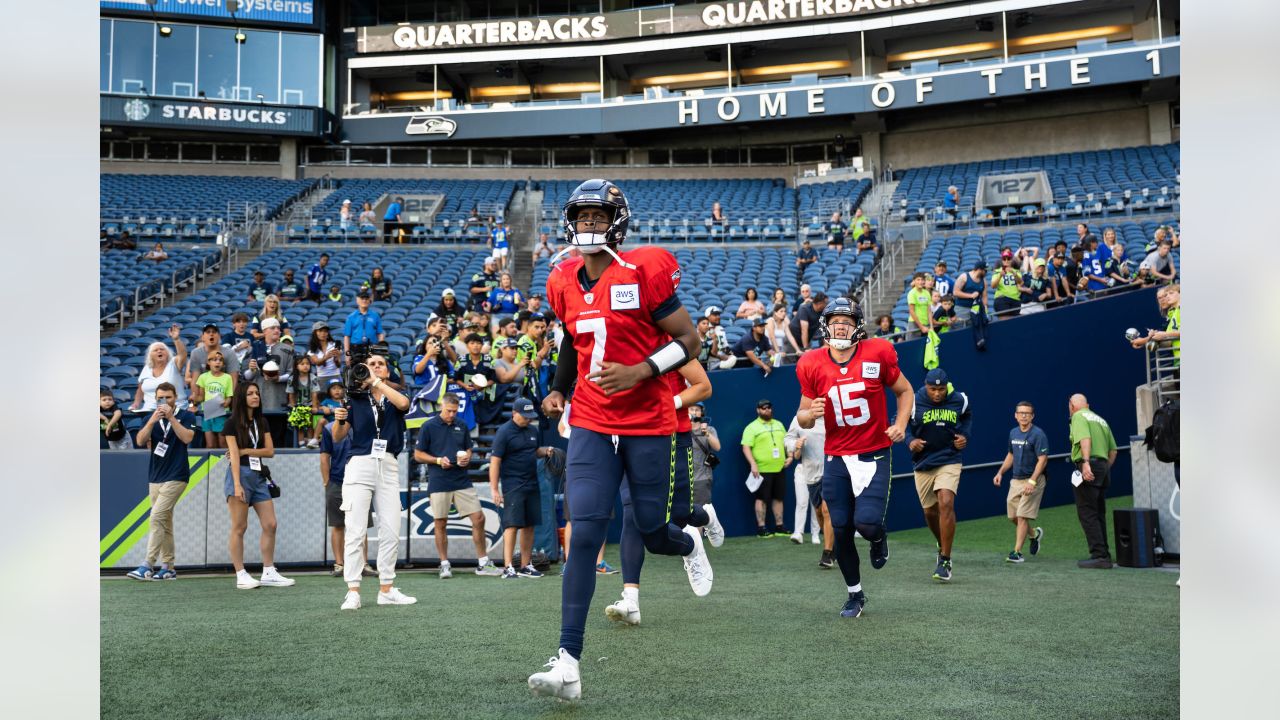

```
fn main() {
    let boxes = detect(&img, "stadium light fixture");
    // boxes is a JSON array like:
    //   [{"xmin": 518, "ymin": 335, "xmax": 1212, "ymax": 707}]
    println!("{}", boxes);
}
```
[
  {"xmin": 378, "ymin": 90, "xmax": 454, "ymax": 101},
  {"xmin": 1008, "ymin": 25, "xmax": 1131, "ymax": 48},
  {"xmin": 636, "ymin": 70, "xmax": 730, "ymax": 87},
  {"xmin": 472, "ymin": 85, "xmax": 532, "ymax": 98},
  {"xmin": 534, "ymin": 82, "xmax": 601, "ymax": 94},
  {"xmin": 235, "ymin": 30, "xmax": 247, "ymax": 44},
  {"xmin": 887, "ymin": 41, "xmax": 999, "ymax": 63},
  {"xmin": 158, "ymin": 25, "xmax": 172, "ymax": 37},
  {"xmin": 739, "ymin": 60, "xmax": 850, "ymax": 78}
]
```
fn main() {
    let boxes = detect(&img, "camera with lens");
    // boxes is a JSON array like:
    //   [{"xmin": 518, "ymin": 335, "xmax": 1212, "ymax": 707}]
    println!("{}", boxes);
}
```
[{"xmin": 346, "ymin": 342, "xmax": 392, "ymax": 397}]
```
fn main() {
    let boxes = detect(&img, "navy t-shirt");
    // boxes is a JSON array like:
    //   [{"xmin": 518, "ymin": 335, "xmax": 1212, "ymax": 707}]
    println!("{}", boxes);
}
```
[
  {"xmin": 490, "ymin": 419, "xmax": 539, "ymax": 490},
  {"xmin": 319, "ymin": 424, "xmax": 353, "ymax": 484},
  {"xmin": 733, "ymin": 332, "xmax": 772, "ymax": 359},
  {"xmin": 148, "ymin": 409, "xmax": 198, "ymax": 484},
  {"xmin": 248, "ymin": 281, "xmax": 274, "ymax": 302},
  {"xmin": 348, "ymin": 395, "xmax": 406, "ymax": 458},
  {"xmin": 1009, "ymin": 424, "xmax": 1050, "ymax": 479},
  {"xmin": 416, "ymin": 415, "xmax": 473, "ymax": 492}
]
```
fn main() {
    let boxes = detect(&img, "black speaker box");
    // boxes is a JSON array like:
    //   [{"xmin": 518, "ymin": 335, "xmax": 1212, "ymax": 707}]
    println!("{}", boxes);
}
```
[{"xmin": 1114, "ymin": 508, "xmax": 1162, "ymax": 568}]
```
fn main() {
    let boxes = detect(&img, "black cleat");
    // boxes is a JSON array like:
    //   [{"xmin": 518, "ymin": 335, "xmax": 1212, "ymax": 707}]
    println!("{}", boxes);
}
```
[
  {"xmin": 869, "ymin": 535, "xmax": 890, "ymax": 569},
  {"xmin": 840, "ymin": 591, "xmax": 867, "ymax": 618},
  {"xmin": 819, "ymin": 550, "xmax": 834, "ymax": 569}
]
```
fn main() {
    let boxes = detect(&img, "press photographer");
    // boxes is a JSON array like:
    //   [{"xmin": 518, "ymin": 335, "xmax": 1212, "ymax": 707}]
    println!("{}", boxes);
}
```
[{"xmin": 331, "ymin": 352, "xmax": 416, "ymax": 610}]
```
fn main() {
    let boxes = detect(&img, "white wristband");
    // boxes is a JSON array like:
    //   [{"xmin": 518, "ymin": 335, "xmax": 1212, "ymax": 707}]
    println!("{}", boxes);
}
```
[{"xmin": 674, "ymin": 395, "xmax": 683, "ymax": 410}]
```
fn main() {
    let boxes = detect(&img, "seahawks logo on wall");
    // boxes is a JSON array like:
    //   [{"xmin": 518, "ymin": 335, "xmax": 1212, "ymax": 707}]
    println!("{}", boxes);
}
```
[
  {"xmin": 405, "ymin": 115, "xmax": 458, "ymax": 137},
  {"xmin": 123, "ymin": 98, "xmax": 151, "ymax": 122},
  {"xmin": 408, "ymin": 494, "xmax": 502, "ymax": 553}
]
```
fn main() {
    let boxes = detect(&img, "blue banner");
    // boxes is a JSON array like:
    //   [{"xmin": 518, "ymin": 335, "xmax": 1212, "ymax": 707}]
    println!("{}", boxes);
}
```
[{"xmin": 101, "ymin": 0, "xmax": 315, "ymax": 27}]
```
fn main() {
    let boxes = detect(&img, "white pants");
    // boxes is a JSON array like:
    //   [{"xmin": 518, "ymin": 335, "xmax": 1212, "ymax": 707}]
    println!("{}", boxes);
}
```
[
  {"xmin": 793, "ymin": 475, "xmax": 819, "ymax": 536},
  {"xmin": 341, "ymin": 454, "xmax": 401, "ymax": 586}
]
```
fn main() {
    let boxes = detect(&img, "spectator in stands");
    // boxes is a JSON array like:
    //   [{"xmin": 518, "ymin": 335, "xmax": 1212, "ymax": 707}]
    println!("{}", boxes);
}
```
[
  {"xmin": 933, "ymin": 295, "xmax": 957, "ymax": 332},
  {"xmin": 741, "ymin": 398, "xmax": 790, "ymax": 537},
  {"xmin": 144, "ymin": 242, "xmax": 169, "ymax": 263},
  {"xmin": 533, "ymin": 232, "xmax": 553, "ymax": 263},
  {"xmin": 247, "ymin": 270, "xmax": 274, "ymax": 303},
  {"xmin": 943, "ymin": 186, "xmax": 959, "ymax": 216},
  {"xmin": 832, "ymin": 133, "xmax": 847, "ymax": 167},
  {"xmin": 688, "ymin": 404, "xmax": 720, "ymax": 506},
  {"xmin": 766, "ymin": 304, "xmax": 802, "ymax": 362},
  {"xmin": 852, "ymin": 209, "xmax": 874, "ymax": 254},
  {"xmin": 320, "ymin": 414, "xmax": 375, "ymax": 580},
  {"xmin": 132, "ymin": 326, "xmax": 189, "ymax": 411},
  {"xmin": 382, "ymin": 196, "xmax": 404, "ymax": 243},
  {"xmin": 489, "ymin": 317, "xmax": 520, "ymax": 359},
  {"xmin": 490, "ymin": 397, "xmax": 549, "ymax": 579},
  {"xmin": 702, "ymin": 305, "xmax": 729, "ymax": 355},
  {"xmin": 187, "ymin": 322, "xmax": 241, "ymax": 401},
  {"xmin": 222, "ymin": 381, "xmax": 295, "ymax": 590},
  {"xmin": 251, "ymin": 295, "xmax": 290, "ymax": 340},
  {"xmin": 1140, "ymin": 241, "xmax": 1177, "ymax": 283},
  {"xmin": 1023, "ymin": 259, "xmax": 1056, "ymax": 305},
  {"xmin": 991, "ymin": 250, "xmax": 1025, "ymax": 316},
  {"xmin": 796, "ymin": 240, "xmax": 818, "ymax": 272},
  {"xmin": 457, "ymin": 333, "xmax": 497, "ymax": 392},
  {"xmin": 340, "ymin": 199, "xmax": 354, "ymax": 231},
  {"xmin": 824, "ymin": 211, "xmax": 848, "ymax": 252},
  {"xmin": 709, "ymin": 201, "xmax": 727, "ymax": 227},
  {"xmin": 793, "ymin": 284, "xmax": 813, "ymax": 313},
  {"xmin": 364, "ymin": 267, "xmax": 393, "ymax": 302},
  {"xmin": 727, "ymin": 317, "xmax": 774, "ymax": 375},
  {"xmin": 907, "ymin": 273, "xmax": 933, "ymax": 338},
  {"xmin": 277, "ymin": 269, "xmax": 304, "ymax": 304},
  {"xmin": 358, "ymin": 201, "xmax": 376, "ymax": 227},
  {"xmin": 111, "ymin": 230, "xmax": 137, "ymax": 251},
  {"xmin": 245, "ymin": 318, "xmax": 293, "ymax": 431},
  {"xmin": 874, "ymin": 314, "xmax": 902, "ymax": 340},
  {"xmin": 952, "ymin": 260, "xmax": 988, "ymax": 323},
  {"xmin": 289, "ymin": 355, "xmax": 322, "ymax": 448},
  {"xmin": 1046, "ymin": 248, "xmax": 1075, "ymax": 307},
  {"xmin": 100, "ymin": 389, "xmax": 130, "ymax": 450},
  {"xmin": 307, "ymin": 321, "xmax": 342, "ymax": 382},
  {"xmin": 1130, "ymin": 284, "xmax": 1181, "ymax": 360},
  {"xmin": 469, "ymin": 257, "xmax": 500, "ymax": 311},
  {"xmin": 412, "ymin": 318, "xmax": 454, "ymax": 386},
  {"xmin": 770, "ymin": 288, "xmax": 789, "ymax": 316},
  {"xmin": 1105, "ymin": 245, "xmax": 1135, "ymax": 289},
  {"xmin": 343, "ymin": 289, "xmax": 385, "ymax": 357},
  {"xmin": 125, "ymin": 382, "xmax": 197, "ymax": 582},
  {"xmin": 1068, "ymin": 245, "xmax": 1089, "ymax": 293},
  {"xmin": 516, "ymin": 312, "xmax": 552, "ymax": 394},
  {"xmin": 192, "ymin": 350, "xmax": 234, "ymax": 449},
  {"xmin": 933, "ymin": 261, "xmax": 954, "ymax": 297},
  {"xmin": 433, "ymin": 288, "xmax": 465, "ymax": 336},
  {"xmin": 228, "ymin": 313, "xmax": 253, "ymax": 362},
  {"xmin": 736, "ymin": 287, "xmax": 767, "ymax": 320},
  {"xmin": 790, "ymin": 292, "xmax": 827, "ymax": 348},
  {"xmin": 314, "ymin": 379, "xmax": 346, "ymax": 452},
  {"xmin": 489, "ymin": 222, "xmax": 511, "ymax": 272},
  {"xmin": 100, "ymin": 229, "xmax": 109, "ymax": 252},
  {"xmin": 413, "ymin": 393, "xmax": 501, "ymax": 579},
  {"xmin": 1083, "ymin": 239, "xmax": 1111, "ymax": 294},
  {"xmin": 1147, "ymin": 225, "xmax": 1180, "ymax": 254},
  {"xmin": 493, "ymin": 337, "xmax": 526, "ymax": 385},
  {"xmin": 306, "ymin": 253, "xmax": 330, "ymax": 301},
  {"xmin": 465, "ymin": 205, "xmax": 484, "ymax": 229},
  {"xmin": 1100, "ymin": 227, "xmax": 1120, "ymax": 259},
  {"xmin": 526, "ymin": 293, "xmax": 546, "ymax": 316},
  {"xmin": 695, "ymin": 316, "xmax": 719, "ymax": 369},
  {"xmin": 485, "ymin": 272, "xmax": 525, "ymax": 318}
]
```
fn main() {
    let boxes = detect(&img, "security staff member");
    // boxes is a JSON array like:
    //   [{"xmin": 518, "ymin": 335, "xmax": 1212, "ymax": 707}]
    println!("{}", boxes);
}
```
[
  {"xmin": 1068, "ymin": 393, "xmax": 1118, "ymax": 569},
  {"xmin": 331, "ymin": 354, "xmax": 416, "ymax": 610},
  {"xmin": 489, "ymin": 397, "xmax": 549, "ymax": 578}
]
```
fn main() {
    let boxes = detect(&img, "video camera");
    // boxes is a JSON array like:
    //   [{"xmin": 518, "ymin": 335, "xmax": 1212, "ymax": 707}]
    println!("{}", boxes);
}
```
[{"xmin": 346, "ymin": 342, "xmax": 394, "ymax": 397}]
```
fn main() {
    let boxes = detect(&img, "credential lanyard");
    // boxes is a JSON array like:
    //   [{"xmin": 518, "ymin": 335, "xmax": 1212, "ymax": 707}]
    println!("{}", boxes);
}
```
[
  {"xmin": 369, "ymin": 395, "xmax": 383, "ymax": 440},
  {"xmin": 158, "ymin": 419, "xmax": 172, "ymax": 442},
  {"xmin": 247, "ymin": 421, "xmax": 260, "ymax": 449}
]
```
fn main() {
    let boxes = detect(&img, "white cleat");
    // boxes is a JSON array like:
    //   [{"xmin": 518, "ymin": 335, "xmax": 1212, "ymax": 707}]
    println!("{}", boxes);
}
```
[
  {"xmin": 259, "ymin": 567, "xmax": 296, "ymax": 587},
  {"xmin": 340, "ymin": 590, "xmax": 361, "ymax": 610},
  {"xmin": 604, "ymin": 596, "xmax": 641, "ymax": 626},
  {"xmin": 812, "ymin": 533, "xmax": 822, "ymax": 545},
  {"xmin": 528, "ymin": 648, "xmax": 582, "ymax": 702},
  {"xmin": 683, "ymin": 525, "xmax": 714, "ymax": 596},
  {"xmin": 378, "ymin": 587, "xmax": 417, "ymax": 605},
  {"xmin": 702, "ymin": 504, "xmax": 725, "ymax": 548}
]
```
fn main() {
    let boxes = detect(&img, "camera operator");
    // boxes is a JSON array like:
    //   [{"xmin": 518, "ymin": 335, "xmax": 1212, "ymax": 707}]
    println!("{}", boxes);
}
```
[
  {"xmin": 687, "ymin": 404, "xmax": 721, "ymax": 506},
  {"xmin": 331, "ymin": 353, "xmax": 416, "ymax": 610}
]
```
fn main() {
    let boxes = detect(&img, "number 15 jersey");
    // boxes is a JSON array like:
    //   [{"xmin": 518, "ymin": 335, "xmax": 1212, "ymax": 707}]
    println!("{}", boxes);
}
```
[
  {"xmin": 795, "ymin": 339, "xmax": 902, "ymax": 456},
  {"xmin": 547, "ymin": 246, "xmax": 683, "ymax": 436}
]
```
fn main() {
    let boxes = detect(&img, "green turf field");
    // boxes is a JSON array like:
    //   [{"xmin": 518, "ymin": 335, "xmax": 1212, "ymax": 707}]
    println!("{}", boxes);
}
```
[{"xmin": 102, "ymin": 497, "xmax": 1178, "ymax": 719}]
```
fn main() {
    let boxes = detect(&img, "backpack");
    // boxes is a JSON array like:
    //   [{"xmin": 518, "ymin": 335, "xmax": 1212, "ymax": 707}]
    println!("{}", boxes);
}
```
[{"xmin": 1144, "ymin": 399, "xmax": 1180, "ymax": 464}]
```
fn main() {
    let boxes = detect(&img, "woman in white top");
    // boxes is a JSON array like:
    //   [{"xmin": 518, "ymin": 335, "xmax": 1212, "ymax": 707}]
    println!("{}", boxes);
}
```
[
  {"xmin": 735, "ymin": 287, "xmax": 767, "ymax": 320},
  {"xmin": 251, "ymin": 294, "xmax": 289, "ymax": 340},
  {"xmin": 358, "ymin": 201, "xmax": 376, "ymax": 226},
  {"xmin": 131, "ymin": 326, "xmax": 188, "ymax": 410},
  {"xmin": 339, "ymin": 199, "xmax": 353, "ymax": 230},
  {"xmin": 307, "ymin": 320, "xmax": 342, "ymax": 379},
  {"xmin": 765, "ymin": 303, "xmax": 801, "ymax": 363}
]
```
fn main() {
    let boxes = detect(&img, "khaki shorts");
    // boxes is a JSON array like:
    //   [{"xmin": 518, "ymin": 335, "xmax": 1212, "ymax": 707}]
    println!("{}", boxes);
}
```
[
  {"xmin": 430, "ymin": 487, "xmax": 482, "ymax": 518},
  {"xmin": 1006, "ymin": 479, "xmax": 1046, "ymax": 519},
  {"xmin": 914, "ymin": 463, "xmax": 962, "ymax": 508}
]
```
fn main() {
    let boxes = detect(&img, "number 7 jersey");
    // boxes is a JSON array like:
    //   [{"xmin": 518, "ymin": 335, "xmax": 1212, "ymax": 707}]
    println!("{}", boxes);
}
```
[
  {"xmin": 546, "ymin": 246, "xmax": 683, "ymax": 436},
  {"xmin": 795, "ymin": 339, "xmax": 902, "ymax": 455}
]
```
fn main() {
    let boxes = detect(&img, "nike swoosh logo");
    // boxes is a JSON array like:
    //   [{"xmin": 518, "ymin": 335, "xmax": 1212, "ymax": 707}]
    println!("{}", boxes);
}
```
[{"xmin": 874, "ymin": 455, "xmax": 884, "ymax": 460}]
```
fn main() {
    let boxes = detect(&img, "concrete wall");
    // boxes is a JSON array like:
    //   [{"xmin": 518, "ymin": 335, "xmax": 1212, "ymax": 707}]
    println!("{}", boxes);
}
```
[{"xmin": 99, "ymin": 161, "xmax": 283, "ymax": 177}]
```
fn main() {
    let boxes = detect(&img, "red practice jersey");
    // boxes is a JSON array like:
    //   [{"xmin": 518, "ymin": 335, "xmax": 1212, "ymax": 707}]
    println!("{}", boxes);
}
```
[
  {"xmin": 668, "ymin": 371, "xmax": 692, "ymax": 433},
  {"xmin": 795, "ymin": 339, "xmax": 902, "ymax": 456},
  {"xmin": 547, "ymin": 246, "xmax": 683, "ymax": 436}
]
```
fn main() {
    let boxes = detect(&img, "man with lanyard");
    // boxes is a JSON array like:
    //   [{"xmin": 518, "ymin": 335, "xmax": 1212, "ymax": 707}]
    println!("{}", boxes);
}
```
[
  {"xmin": 126, "ymin": 383, "xmax": 198, "ymax": 581},
  {"xmin": 993, "ymin": 401, "xmax": 1050, "ymax": 564},
  {"xmin": 342, "ymin": 289, "xmax": 385, "ymax": 357},
  {"xmin": 1068, "ymin": 394, "xmax": 1118, "ymax": 569},
  {"xmin": 741, "ymin": 399, "xmax": 791, "ymax": 537},
  {"xmin": 490, "ymin": 397, "xmax": 551, "ymax": 579},
  {"xmin": 491, "ymin": 221, "xmax": 511, "ymax": 272},
  {"xmin": 306, "ymin": 253, "xmax": 330, "ymax": 301}
]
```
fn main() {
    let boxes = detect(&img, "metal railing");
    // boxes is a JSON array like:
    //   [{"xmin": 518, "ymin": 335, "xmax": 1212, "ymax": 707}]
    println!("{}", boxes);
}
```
[
  {"xmin": 860, "ymin": 231, "xmax": 906, "ymax": 308},
  {"xmin": 1144, "ymin": 344, "xmax": 1180, "ymax": 405},
  {"xmin": 890, "ymin": 445, "xmax": 1132, "ymax": 481}
]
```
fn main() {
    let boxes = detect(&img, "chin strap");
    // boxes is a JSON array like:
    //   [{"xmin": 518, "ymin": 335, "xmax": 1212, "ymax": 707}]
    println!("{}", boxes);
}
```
[{"xmin": 549, "ymin": 243, "xmax": 636, "ymax": 270}]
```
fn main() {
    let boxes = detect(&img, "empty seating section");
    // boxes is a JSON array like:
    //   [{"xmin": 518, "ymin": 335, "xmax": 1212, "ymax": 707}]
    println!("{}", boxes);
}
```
[
  {"xmin": 100, "ymin": 247, "xmax": 223, "ymax": 325},
  {"xmin": 99, "ymin": 248, "xmax": 489, "ymax": 404},
  {"xmin": 538, "ymin": 179, "xmax": 798, "ymax": 244},
  {"xmin": 892, "ymin": 144, "xmax": 1180, "ymax": 224},
  {"xmin": 531, "ymin": 247, "xmax": 874, "ymax": 350},
  {"xmin": 101, "ymin": 174, "xmax": 316, "ymax": 239},
  {"xmin": 298, "ymin": 179, "xmax": 517, "ymax": 243},
  {"xmin": 887, "ymin": 217, "xmax": 1181, "ymax": 330}
]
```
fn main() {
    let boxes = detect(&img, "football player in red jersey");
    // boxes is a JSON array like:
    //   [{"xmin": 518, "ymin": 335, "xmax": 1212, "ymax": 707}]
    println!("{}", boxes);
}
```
[
  {"xmin": 795, "ymin": 298, "xmax": 913, "ymax": 619},
  {"xmin": 527, "ymin": 180, "xmax": 711, "ymax": 702}
]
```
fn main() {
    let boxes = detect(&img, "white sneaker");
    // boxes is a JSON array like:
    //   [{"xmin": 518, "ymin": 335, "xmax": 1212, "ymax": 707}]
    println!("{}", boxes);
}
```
[
  {"xmin": 340, "ymin": 590, "xmax": 361, "ymax": 610},
  {"xmin": 789, "ymin": 532, "xmax": 803, "ymax": 544},
  {"xmin": 812, "ymin": 533, "xmax": 822, "ymax": 545},
  {"xmin": 528, "ymin": 648, "xmax": 581, "ymax": 701},
  {"xmin": 378, "ymin": 587, "xmax": 417, "ymax": 605},
  {"xmin": 476, "ymin": 560, "xmax": 503, "ymax": 576},
  {"xmin": 439, "ymin": 561, "xmax": 452, "ymax": 579},
  {"xmin": 259, "ymin": 567, "xmax": 296, "ymax": 587},
  {"xmin": 682, "ymin": 525, "xmax": 713, "ymax": 597},
  {"xmin": 235, "ymin": 572, "xmax": 260, "ymax": 590},
  {"xmin": 702, "ymin": 504, "xmax": 725, "ymax": 548},
  {"xmin": 605, "ymin": 596, "xmax": 641, "ymax": 626}
]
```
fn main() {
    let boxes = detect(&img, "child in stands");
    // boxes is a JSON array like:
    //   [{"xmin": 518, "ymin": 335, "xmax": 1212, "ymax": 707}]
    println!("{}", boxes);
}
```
[
  {"xmin": 192, "ymin": 350, "xmax": 234, "ymax": 449},
  {"xmin": 100, "ymin": 389, "xmax": 130, "ymax": 450},
  {"xmin": 289, "ymin": 354, "xmax": 322, "ymax": 448}
]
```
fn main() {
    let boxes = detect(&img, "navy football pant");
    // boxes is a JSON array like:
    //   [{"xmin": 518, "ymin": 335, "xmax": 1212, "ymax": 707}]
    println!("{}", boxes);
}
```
[
  {"xmin": 821, "ymin": 451, "xmax": 892, "ymax": 590},
  {"xmin": 619, "ymin": 431, "xmax": 710, "ymax": 585},
  {"xmin": 560, "ymin": 429, "xmax": 694, "ymax": 659}
]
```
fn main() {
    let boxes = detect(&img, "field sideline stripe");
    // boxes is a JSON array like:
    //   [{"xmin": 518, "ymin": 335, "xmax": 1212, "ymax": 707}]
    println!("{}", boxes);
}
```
[{"xmin": 99, "ymin": 455, "xmax": 218, "ymax": 567}]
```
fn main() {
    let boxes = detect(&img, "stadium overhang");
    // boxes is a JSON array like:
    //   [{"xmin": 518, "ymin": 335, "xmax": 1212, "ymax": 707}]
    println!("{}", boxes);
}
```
[{"xmin": 338, "ymin": 40, "xmax": 1178, "ymax": 144}]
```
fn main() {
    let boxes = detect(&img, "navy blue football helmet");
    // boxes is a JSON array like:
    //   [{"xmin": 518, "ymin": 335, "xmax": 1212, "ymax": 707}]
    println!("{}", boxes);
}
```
[
  {"xmin": 561, "ymin": 179, "xmax": 631, "ymax": 253},
  {"xmin": 819, "ymin": 297, "xmax": 866, "ymax": 350}
]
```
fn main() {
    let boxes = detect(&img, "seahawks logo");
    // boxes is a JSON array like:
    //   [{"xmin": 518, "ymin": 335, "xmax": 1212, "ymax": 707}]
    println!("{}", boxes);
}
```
[
  {"xmin": 405, "ymin": 115, "xmax": 458, "ymax": 137},
  {"xmin": 408, "ymin": 493, "xmax": 502, "ymax": 553}
]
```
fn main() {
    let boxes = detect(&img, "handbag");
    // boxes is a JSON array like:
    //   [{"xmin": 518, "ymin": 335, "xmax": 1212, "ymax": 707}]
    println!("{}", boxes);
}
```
[{"xmin": 259, "ymin": 463, "xmax": 281, "ymax": 498}]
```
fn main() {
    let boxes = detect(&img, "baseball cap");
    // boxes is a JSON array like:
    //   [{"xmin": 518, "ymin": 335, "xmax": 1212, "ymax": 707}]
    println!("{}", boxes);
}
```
[
  {"xmin": 201, "ymin": 322, "xmax": 220, "ymax": 333},
  {"xmin": 513, "ymin": 397, "xmax": 536, "ymax": 418},
  {"xmin": 703, "ymin": 306, "xmax": 722, "ymax": 317},
  {"xmin": 281, "ymin": 334, "xmax": 295, "ymax": 345},
  {"xmin": 311, "ymin": 320, "xmax": 329, "ymax": 331},
  {"xmin": 1034, "ymin": 258, "xmax": 1047, "ymax": 268},
  {"xmin": 752, "ymin": 316, "xmax": 768, "ymax": 327},
  {"xmin": 924, "ymin": 368, "xmax": 949, "ymax": 387},
  {"xmin": 441, "ymin": 288, "xmax": 455, "ymax": 297},
  {"xmin": 342, "ymin": 198, "xmax": 351, "ymax": 204},
  {"xmin": 972, "ymin": 259, "xmax": 988, "ymax": 270},
  {"xmin": 356, "ymin": 288, "xmax": 372, "ymax": 299},
  {"xmin": 325, "ymin": 377, "xmax": 345, "ymax": 389},
  {"xmin": 260, "ymin": 317, "xmax": 280, "ymax": 330},
  {"xmin": 502, "ymin": 338, "xmax": 520, "ymax": 348},
  {"xmin": 1001, "ymin": 249, "xmax": 1013, "ymax": 259},
  {"xmin": 262, "ymin": 360, "xmax": 280, "ymax": 374},
  {"xmin": 756, "ymin": 398, "xmax": 773, "ymax": 408}
]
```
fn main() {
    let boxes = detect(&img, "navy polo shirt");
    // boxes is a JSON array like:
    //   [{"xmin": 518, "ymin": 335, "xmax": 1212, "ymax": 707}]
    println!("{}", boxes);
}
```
[
  {"xmin": 319, "ymin": 424, "xmax": 353, "ymax": 484},
  {"xmin": 490, "ymin": 419, "xmax": 539, "ymax": 490},
  {"xmin": 733, "ymin": 332, "xmax": 772, "ymax": 358},
  {"xmin": 1009, "ymin": 424, "xmax": 1050, "ymax": 479},
  {"xmin": 416, "ymin": 415, "xmax": 474, "ymax": 492},
  {"xmin": 147, "ymin": 409, "xmax": 198, "ymax": 484},
  {"xmin": 347, "ymin": 395, "xmax": 406, "ymax": 458}
]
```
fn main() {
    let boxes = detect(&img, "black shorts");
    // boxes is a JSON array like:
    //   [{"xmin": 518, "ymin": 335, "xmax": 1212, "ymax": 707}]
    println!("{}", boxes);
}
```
[
  {"xmin": 502, "ymin": 484, "xmax": 541, "ymax": 528},
  {"xmin": 808, "ymin": 482, "xmax": 824, "ymax": 510},
  {"xmin": 753, "ymin": 471, "xmax": 787, "ymax": 503},
  {"xmin": 325, "ymin": 481, "xmax": 373, "ymax": 529}
]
